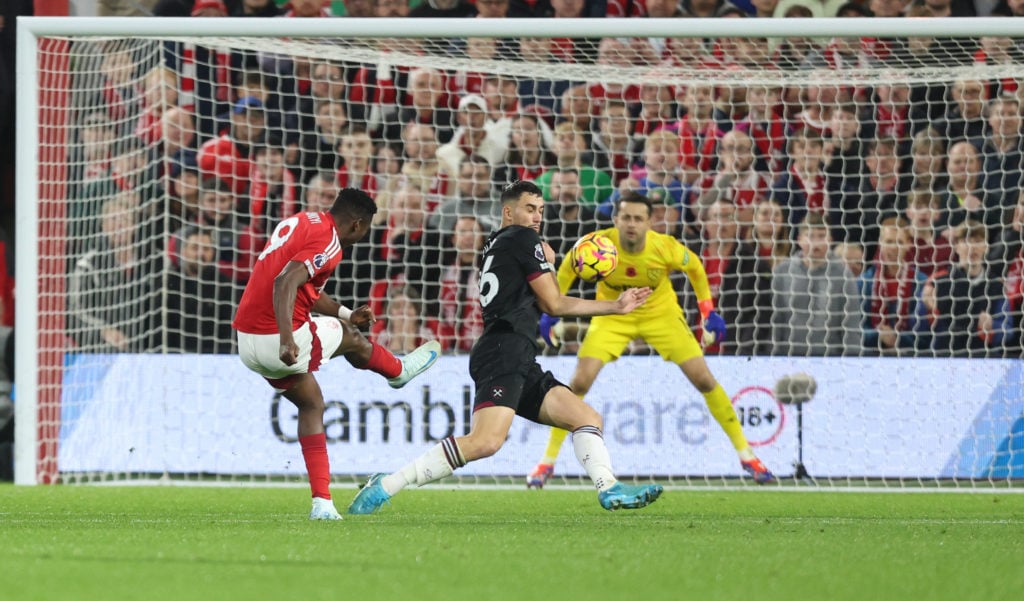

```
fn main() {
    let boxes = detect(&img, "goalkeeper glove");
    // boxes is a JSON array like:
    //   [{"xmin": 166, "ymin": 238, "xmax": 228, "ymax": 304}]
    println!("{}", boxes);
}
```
[
  {"xmin": 702, "ymin": 310, "xmax": 727, "ymax": 345},
  {"xmin": 539, "ymin": 314, "xmax": 563, "ymax": 348}
]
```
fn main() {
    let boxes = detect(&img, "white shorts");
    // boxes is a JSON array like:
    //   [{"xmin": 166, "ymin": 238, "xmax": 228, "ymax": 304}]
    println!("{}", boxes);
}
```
[{"xmin": 237, "ymin": 316, "xmax": 345, "ymax": 388}]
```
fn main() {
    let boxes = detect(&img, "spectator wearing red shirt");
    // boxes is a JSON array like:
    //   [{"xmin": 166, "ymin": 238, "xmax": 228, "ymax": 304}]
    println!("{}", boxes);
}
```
[
  {"xmin": 672, "ymin": 82, "xmax": 720, "ymax": 186},
  {"xmin": 905, "ymin": 189, "xmax": 953, "ymax": 278},
  {"xmin": 974, "ymin": 27, "xmax": 1023, "ymax": 98},
  {"xmin": 858, "ymin": 217, "xmax": 929, "ymax": 356},
  {"xmin": 197, "ymin": 96, "xmax": 265, "ymax": 196},
  {"xmin": 134, "ymin": 67, "xmax": 181, "ymax": 147},
  {"xmin": 734, "ymin": 83, "xmax": 785, "ymax": 175},
  {"xmin": 989, "ymin": 192, "xmax": 1024, "ymax": 354},
  {"xmin": 586, "ymin": 39, "xmax": 641, "ymax": 112},
  {"xmin": 697, "ymin": 129, "xmax": 770, "ymax": 230}
]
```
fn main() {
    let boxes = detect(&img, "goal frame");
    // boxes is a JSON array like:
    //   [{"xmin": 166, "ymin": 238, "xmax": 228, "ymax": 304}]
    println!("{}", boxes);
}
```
[{"xmin": 15, "ymin": 15, "xmax": 1024, "ymax": 485}]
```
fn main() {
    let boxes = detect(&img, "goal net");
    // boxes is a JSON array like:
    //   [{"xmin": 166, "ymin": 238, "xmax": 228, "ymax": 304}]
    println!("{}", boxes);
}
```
[{"xmin": 16, "ymin": 17, "xmax": 1024, "ymax": 487}]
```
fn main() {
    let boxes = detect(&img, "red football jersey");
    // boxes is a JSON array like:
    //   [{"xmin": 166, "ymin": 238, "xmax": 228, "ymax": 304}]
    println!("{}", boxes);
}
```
[{"xmin": 233, "ymin": 211, "xmax": 342, "ymax": 335}]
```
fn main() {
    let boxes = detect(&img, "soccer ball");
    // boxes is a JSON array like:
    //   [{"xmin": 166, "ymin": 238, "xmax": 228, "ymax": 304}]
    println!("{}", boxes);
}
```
[{"xmin": 569, "ymin": 233, "xmax": 619, "ymax": 283}]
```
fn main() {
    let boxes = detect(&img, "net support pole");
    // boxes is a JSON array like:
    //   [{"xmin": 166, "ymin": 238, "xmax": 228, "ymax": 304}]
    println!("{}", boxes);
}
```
[{"xmin": 15, "ymin": 18, "xmax": 41, "ymax": 485}]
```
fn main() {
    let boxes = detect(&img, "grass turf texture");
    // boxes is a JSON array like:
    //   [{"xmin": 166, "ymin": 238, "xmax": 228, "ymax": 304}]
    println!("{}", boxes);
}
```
[{"xmin": 1, "ymin": 485, "xmax": 1022, "ymax": 601}]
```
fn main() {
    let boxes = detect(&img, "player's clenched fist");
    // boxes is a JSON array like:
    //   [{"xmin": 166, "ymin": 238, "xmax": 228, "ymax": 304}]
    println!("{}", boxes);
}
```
[
  {"xmin": 615, "ymin": 287, "xmax": 652, "ymax": 314},
  {"xmin": 349, "ymin": 304, "xmax": 377, "ymax": 329},
  {"xmin": 279, "ymin": 339, "xmax": 300, "ymax": 366}
]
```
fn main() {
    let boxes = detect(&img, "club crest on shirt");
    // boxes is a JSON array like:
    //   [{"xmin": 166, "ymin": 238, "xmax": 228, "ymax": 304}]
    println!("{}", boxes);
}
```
[{"xmin": 312, "ymin": 253, "xmax": 328, "ymax": 269}]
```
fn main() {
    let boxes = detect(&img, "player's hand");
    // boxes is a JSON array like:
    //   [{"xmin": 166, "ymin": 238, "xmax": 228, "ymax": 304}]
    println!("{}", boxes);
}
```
[
  {"xmin": 102, "ymin": 327, "xmax": 129, "ymax": 350},
  {"xmin": 702, "ymin": 310, "xmax": 727, "ymax": 345},
  {"xmin": 349, "ymin": 304, "xmax": 377, "ymax": 329},
  {"xmin": 977, "ymin": 310, "xmax": 994, "ymax": 339},
  {"xmin": 279, "ymin": 338, "xmax": 300, "ymax": 366},
  {"xmin": 615, "ymin": 287, "xmax": 652, "ymax": 314},
  {"xmin": 877, "ymin": 323, "xmax": 897, "ymax": 349},
  {"xmin": 539, "ymin": 313, "xmax": 563, "ymax": 348}
]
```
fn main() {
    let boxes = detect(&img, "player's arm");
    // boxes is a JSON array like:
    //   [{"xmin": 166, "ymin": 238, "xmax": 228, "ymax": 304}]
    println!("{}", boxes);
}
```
[
  {"xmin": 273, "ymin": 261, "xmax": 310, "ymax": 365},
  {"xmin": 529, "ymin": 273, "xmax": 651, "ymax": 318},
  {"xmin": 672, "ymin": 241, "xmax": 725, "ymax": 343},
  {"xmin": 311, "ymin": 295, "xmax": 376, "ymax": 329}
]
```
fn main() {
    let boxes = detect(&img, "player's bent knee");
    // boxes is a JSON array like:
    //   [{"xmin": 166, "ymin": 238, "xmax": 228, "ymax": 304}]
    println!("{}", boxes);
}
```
[
  {"xmin": 337, "ymin": 321, "xmax": 370, "ymax": 353},
  {"xmin": 463, "ymin": 434, "xmax": 505, "ymax": 460}
]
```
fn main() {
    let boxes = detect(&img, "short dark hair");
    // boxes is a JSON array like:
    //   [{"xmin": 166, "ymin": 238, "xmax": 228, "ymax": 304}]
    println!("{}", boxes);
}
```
[
  {"xmin": 331, "ymin": 187, "xmax": 378, "ymax": 221},
  {"xmin": 500, "ymin": 180, "xmax": 542, "ymax": 205},
  {"xmin": 615, "ymin": 190, "xmax": 653, "ymax": 217}
]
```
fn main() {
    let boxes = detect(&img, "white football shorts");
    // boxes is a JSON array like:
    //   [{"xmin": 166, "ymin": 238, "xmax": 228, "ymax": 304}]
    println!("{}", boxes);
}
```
[{"xmin": 237, "ymin": 316, "xmax": 344, "ymax": 386}]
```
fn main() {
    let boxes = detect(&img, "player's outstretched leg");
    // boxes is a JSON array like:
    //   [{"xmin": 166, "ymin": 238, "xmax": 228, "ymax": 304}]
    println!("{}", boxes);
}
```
[
  {"xmin": 348, "ymin": 435, "xmax": 468, "ymax": 514},
  {"xmin": 387, "ymin": 340, "xmax": 442, "ymax": 389},
  {"xmin": 740, "ymin": 456, "xmax": 775, "ymax": 484},
  {"xmin": 571, "ymin": 425, "xmax": 664, "ymax": 511},
  {"xmin": 681, "ymin": 358, "xmax": 775, "ymax": 484},
  {"xmin": 598, "ymin": 481, "xmax": 665, "ymax": 511},
  {"xmin": 526, "ymin": 427, "xmax": 567, "ymax": 488},
  {"xmin": 348, "ymin": 473, "xmax": 391, "ymax": 515}
]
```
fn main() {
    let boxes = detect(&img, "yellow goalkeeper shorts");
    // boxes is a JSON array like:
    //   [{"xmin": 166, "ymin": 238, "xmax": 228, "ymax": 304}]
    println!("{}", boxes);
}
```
[{"xmin": 578, "ymin": 308, "xmax": 704, "ymax": 365}]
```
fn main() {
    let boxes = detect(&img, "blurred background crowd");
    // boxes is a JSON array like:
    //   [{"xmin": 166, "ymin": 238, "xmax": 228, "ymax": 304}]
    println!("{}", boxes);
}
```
[{"xmin": 2, "ymin": 0, "xmax": 1024, "ymax": 392}]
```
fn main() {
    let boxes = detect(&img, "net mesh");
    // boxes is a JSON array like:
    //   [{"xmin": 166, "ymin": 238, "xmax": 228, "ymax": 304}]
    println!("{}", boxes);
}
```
[{"xmin": 29, "ymin": 27, "xmax": 1024, "ymax": 486}]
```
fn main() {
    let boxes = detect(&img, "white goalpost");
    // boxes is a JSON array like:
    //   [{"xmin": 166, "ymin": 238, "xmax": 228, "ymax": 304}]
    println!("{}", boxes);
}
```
[{"xmin": 15, "ymin": 16, "xmax": 1024, "ymax": 488}]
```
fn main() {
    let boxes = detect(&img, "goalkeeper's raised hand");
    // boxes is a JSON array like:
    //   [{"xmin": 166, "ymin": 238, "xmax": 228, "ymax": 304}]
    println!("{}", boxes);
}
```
[{"xmin": 539, "ymin": 313, "xmax": 562, "ymax": 348}]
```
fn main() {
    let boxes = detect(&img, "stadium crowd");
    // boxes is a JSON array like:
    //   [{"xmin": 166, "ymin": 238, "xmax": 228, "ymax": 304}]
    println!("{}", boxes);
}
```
[{"xmin": 15, "ymin": 0, "xmax": 1024, "ymax": 362}]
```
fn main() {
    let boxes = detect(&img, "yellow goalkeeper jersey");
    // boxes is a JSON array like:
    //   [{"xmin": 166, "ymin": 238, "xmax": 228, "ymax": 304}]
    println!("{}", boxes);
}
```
[{"xmin": 556, "ymin": 228, "xmax": 712, "ymax": 318}]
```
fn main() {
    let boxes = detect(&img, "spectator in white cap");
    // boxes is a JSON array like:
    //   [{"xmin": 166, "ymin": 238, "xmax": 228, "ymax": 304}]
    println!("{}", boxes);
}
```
[{"xmin": 436, "ymin": 93, "xmax": 510, "ymax": 178}]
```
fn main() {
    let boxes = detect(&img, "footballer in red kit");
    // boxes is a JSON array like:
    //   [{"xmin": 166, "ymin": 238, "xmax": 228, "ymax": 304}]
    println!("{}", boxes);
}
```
[{"xmin": 233, "ymin": 188, "xmax": 441, "ymax": 520}]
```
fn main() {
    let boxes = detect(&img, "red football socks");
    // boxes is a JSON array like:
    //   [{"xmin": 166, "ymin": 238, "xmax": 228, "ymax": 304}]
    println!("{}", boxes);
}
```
[
  {"xmin": 299, "ymin": 432, "xmax": 331, "ymax": 500},
  {"xmin": 364, "ymin": 342, "xmax": 403, "ymax": 379}
]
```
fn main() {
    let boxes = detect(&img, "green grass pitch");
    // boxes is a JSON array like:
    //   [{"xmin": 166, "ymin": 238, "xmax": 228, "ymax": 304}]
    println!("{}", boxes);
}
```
[{"xmin": 1, "ymin": 485, "xmax": 1022, "ymax": 601}]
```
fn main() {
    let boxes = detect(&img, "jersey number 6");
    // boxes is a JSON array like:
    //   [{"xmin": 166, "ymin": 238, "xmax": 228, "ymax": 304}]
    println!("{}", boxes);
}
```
[{"xmin": 479, "ymin": 255, "xmax": 499, "ymax": 307}]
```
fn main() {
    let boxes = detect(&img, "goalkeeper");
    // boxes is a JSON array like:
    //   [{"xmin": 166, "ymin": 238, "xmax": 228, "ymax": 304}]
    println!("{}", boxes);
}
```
[{"xmin": 528, "ymin": 191, "xmax": 775, "ymax": 487}]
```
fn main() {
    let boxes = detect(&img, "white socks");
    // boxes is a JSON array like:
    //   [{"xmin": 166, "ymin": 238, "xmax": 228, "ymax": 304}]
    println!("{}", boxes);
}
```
[
  {"xmin": 572, "ymin": 426, "xmax": 617, "ymax": 492},
  {"xmin": 381, "ymin": 436, "xmax": 466, "ymax": 496}
]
